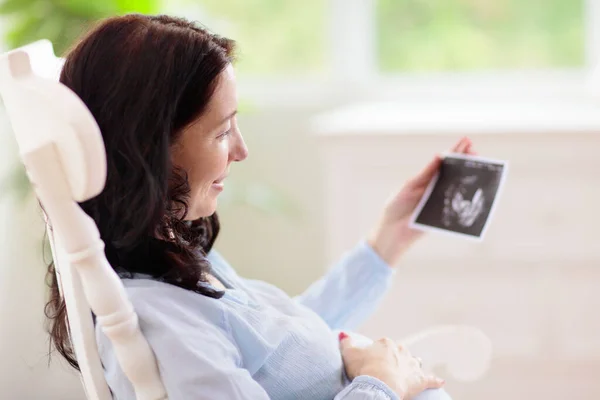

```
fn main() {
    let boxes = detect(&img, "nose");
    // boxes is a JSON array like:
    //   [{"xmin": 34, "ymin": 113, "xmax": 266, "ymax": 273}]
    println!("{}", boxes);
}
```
[{"xmin": 231, "ymin": 130, "xmax": 248, "ymax": 162}]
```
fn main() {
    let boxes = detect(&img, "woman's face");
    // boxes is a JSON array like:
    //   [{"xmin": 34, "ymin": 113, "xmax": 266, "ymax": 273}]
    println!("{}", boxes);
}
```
[{"xmin": 171, "ymin": 64, "xmax": 248, "ymax": 220}]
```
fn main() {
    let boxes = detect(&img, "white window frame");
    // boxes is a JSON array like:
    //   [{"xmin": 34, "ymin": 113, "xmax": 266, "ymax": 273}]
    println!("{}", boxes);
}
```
[{"xmin": 238, "ymin": 0, "xmax": 600, "ymax": 109}]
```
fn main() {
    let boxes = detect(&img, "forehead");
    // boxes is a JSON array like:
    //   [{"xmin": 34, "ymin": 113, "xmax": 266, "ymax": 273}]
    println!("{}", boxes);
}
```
[{"xmin": 204, "ymin": 64, "xmax": 237, "ymax": 123}]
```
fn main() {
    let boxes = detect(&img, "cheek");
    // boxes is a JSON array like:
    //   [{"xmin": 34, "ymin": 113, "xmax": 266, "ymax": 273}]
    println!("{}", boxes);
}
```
[
  {"xmin": 192, "ymin": 141, "xmax": 229, "ymax": 187},
  {"xmin": 214, "ymin": 141, "xmax": 230, "ymax": 169}
]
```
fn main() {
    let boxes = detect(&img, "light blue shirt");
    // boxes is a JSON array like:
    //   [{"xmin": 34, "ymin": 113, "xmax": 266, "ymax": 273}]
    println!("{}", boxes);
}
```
[{"xmin": 97, "ymin": 241, "xmax": 452, "ymax": 400}]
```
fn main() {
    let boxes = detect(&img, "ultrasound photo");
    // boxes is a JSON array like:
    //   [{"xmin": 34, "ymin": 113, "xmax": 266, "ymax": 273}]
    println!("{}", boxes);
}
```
[{"xmin": 410, "ymin": 154, "xmax": 508, "ymax": 240}]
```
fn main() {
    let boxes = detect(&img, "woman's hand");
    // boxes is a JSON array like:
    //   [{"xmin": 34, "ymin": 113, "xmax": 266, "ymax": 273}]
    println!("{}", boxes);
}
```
[
  {"xmin": 340, "ymin": 333, "xmax": 444, "ymax": 400},
  {"xmin": 367, "ymin": 137, "xmax": 476, "ymax": 267}
]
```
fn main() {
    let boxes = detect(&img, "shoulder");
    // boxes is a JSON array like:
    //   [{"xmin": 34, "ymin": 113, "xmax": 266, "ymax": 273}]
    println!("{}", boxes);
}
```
[
  {"xmin": 96, "ymin": 278, "xmax": 241, "ymax": 365},
  {"xmin": 120, "ymin": 278, "xmax": 228, "ymax": 329},
  {"xmin": 96, "ymin": 279, "xmax": 245, "ymax": 398}
]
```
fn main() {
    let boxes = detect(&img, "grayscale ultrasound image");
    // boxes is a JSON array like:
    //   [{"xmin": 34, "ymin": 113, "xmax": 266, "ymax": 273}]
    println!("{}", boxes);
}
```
[{"xmin": 413, "ymin": 155, "xmax": 506, "ymax": 239}]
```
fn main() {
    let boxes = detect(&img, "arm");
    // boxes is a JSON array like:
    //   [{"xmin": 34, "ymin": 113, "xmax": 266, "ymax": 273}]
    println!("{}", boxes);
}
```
[
  {"xmin": 294, "ymin": 240, "xmax": 395, "ymax": 331},
  {"xmin": 96, "ymin": 284, "xmax": 400, "ymax": 400},
  {"xmin": 296, "ymin": 139, "xmax": 478, "ymax": 331}
]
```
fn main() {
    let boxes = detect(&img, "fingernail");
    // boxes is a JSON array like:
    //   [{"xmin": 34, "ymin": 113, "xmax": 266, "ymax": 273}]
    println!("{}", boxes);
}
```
[{"xmin": 338, "ymin": 332, "xmax": 348, "ymax": 341}]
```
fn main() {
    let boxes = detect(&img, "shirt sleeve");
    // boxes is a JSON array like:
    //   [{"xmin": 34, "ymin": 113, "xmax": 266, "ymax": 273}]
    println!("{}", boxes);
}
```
[
  {"xmin": 96, "ymin": 284, "xmax": 403, "ymax": 400},
  {"xmin": 336, "ymin": 376, "xmax": 400, "ymax": 400},
  {"xmin": 294, "ymin": 240, "xmax": 396, "ymax": 331},
  {"xmin": 339, "ymin": 378, "xmax": 453, "ymax": 400}
]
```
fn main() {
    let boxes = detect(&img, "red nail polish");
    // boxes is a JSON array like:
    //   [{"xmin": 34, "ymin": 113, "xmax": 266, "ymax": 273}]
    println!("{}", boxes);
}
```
[{"xmin": 339, "ymin": 332, "xmax": 348, "ymax": 341}]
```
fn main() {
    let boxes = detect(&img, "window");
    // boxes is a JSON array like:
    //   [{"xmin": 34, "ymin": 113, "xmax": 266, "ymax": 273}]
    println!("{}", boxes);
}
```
[
  {"xmin": 174, "ymin": 0, "xmax": 588, "ymax": 78},
  {"xmin": 175, "ymin": 0, "xmax": 327, "ymax": 77},
  {"xmin": 162, "ymin": 0, "xmax": 598, "ymax": 107},
  {"xmin": 376, "ymin": 0, "xmax": 586, "ymax": 72}
]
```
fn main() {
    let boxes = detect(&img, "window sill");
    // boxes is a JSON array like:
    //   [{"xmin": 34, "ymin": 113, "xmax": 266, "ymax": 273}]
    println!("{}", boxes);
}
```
[
  {"xmin": 285, "ymin": 69, "xmax": 600, "ymax": 136},
  {"xmin": 309, "ymin": 97, "xmax": 600, "ymax": 136},
  {"xmin": 238, "ymin": 68, "xmax": 596, "ymax": 109}
]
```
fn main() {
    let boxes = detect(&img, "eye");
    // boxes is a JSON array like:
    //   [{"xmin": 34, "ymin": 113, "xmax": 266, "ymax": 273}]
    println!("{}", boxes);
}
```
[{"xmin": 218, "ymin": 130, "xmax": 231, "ymax": 139}]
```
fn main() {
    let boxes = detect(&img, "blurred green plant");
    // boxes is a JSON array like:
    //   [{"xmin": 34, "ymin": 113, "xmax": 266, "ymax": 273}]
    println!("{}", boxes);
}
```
[
  {"xmin": 184, "ymin": 0, "xmax": 327, "ymax": 76},
  {"xmin": 165, "ymin": 0, "xmax": 585, "ymax": 74},
  {"xmin": 0, "ymin": 0, "xmax": 159, "ymax": 56},
  {"xmin": 377, "ymin": 0, "xmax": 585, "ymax": 72}
]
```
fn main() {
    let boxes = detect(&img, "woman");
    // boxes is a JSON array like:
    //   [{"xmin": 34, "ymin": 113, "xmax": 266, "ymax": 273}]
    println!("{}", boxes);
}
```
[{"xmin": 45, "ymin": 14, "xmax": 476, "ymax": 400}]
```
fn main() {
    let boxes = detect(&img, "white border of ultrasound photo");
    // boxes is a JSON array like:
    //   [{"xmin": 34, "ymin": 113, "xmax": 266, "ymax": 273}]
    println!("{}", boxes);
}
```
[{"xmin": 408, "ymin": 152, "xmax": 509, "ymax": 242}]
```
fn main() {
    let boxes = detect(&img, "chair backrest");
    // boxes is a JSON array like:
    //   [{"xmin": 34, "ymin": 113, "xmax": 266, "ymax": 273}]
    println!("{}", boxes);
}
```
[{"xmin": 0, "ymin": 40, "xmax": 167, "ymax": 400}]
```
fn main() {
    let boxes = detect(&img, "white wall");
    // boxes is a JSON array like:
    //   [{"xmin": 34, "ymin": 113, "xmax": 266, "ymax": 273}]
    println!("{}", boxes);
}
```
[{"xmin": 216, "ymin": 105, "xmax": 334, "ymax": 295}]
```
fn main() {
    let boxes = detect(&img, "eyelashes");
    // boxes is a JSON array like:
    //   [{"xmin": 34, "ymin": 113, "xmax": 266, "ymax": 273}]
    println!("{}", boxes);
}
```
[{"xmin": 218, "ymin": 130, "xmax": 231, "ymax": 139}]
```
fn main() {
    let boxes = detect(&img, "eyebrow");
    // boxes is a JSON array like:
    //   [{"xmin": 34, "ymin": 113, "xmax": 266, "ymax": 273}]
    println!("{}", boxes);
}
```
[{"xmin": 218, "ymin": 110, "xmax": 238, "ymax": 125}]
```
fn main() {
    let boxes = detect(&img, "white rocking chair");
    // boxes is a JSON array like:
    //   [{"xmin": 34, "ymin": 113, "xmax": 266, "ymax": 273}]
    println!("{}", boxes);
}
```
[{"xmin": 0, "ymin": 40, "xmax": 493, "ymax": 400}]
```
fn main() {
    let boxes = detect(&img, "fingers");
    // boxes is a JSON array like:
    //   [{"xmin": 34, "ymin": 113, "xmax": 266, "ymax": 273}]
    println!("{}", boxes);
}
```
[
  {"xmin": 422, "ymin": 374, "xmax": 445, "ymax": 390},
  {"xmin": 410, "ymin": 356, "xmax": 423, "ymax": 369},
  {"xmin": 451, "ymin": 136, "xmax": 478, "ymax": 156},
  {"xmin": 466, "ymin": 141, "xmax": 477, "ymax": 155},
  {"xmin": 451, "ymin": 136, "xmax": 470, "ymax": 153},
  {"xmin": 411, "ymin": 154, "xmax": 442, "ymax": 186},
  {"xmin": 376, "ymin": 337, "xmax": 396, "ymax": 348},
  {"xmin": 411, "ymin": 136, "xmax": 478, "ymax": 189},
  {"xmin": 339, "ymin": 331, "xmax": 353, "ymax": 351}
]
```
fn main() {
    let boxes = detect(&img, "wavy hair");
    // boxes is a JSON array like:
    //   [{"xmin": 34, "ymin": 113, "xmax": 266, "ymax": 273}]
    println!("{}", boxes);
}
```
[{"xmin": 44, "ymin": 14, "xmax": 235, "ymax": 370}]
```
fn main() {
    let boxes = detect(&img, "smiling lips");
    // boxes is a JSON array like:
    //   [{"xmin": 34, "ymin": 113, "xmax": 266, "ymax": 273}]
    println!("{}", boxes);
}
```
[{"xmin": 212, "ymin": 174, "xmax": 228, "ymax": 190}]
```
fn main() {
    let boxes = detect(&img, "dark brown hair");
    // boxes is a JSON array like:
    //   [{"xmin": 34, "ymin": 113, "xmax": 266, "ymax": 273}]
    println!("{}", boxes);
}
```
[{"xmin": 44, "ymin": 14, "xmax": 235, "ymax": 370}]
